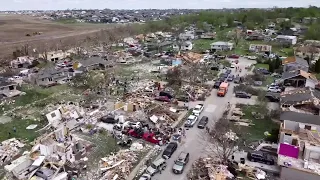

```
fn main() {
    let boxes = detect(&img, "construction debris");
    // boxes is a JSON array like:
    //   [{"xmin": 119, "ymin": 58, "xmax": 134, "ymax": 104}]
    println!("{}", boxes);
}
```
[{"xmin": 0, "ymin": 138, "xmax": 25, "ymax": 166}]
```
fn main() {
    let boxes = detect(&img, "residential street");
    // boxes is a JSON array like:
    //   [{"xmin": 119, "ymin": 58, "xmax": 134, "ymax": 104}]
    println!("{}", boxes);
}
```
[{"xmin": 153, "ymin": 58, "xmax": 255, "ymax": 180}]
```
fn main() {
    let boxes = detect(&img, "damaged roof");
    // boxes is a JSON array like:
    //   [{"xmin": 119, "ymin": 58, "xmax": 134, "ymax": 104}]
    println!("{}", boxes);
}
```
[
  {"xmin": 281, "ymin": 87, "xmax": 320, "ymax": 106},
  {"xmin": 78, "ymin": 56, "xmax": 111, "ymax": 67},
  {"xmin": 282, "ymin": 56, "xmax": 309, "ymax": 66},
  {"xmin": 280, "ymin": 111, "xmax": 320, "ymax": 125},
  {"xmin": 281, "ymin": 70, "xmax": 317, "ymax": 81}
]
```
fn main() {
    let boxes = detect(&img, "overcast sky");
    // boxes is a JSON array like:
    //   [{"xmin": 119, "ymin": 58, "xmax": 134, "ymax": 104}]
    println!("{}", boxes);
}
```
[{"xmin": 3, "ymin": 0, "xmax": 320, "ymax": 11}]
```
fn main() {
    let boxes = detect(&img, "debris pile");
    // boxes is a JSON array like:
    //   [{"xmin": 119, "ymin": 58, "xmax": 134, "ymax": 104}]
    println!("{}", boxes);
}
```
[
  {"xmin": 0, "ymin": 138, "xmax": 25, "ymax": 166},
  {"xmin": 100, "ymin": 142, "xmax": 152, "ymax": 179}
]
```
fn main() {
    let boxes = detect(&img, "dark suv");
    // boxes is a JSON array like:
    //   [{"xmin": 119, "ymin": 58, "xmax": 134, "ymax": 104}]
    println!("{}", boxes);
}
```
[
  {"xmin": 235, "ymin": 91, "xmax": 252, "ymax": 98},
  {"xmin": 197, "ymin": 116, "xmax": 209, "ymax": 129},
  {"xmin": 247, "ymin": 151, "xmax": 274, "ymax": 165},
  {"xmin": 162, "ymin": 142, "xmax": 178, "ymax": 159}
]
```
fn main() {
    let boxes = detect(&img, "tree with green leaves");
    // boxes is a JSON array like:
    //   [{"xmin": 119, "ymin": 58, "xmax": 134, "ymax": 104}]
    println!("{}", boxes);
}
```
[
  {"xmin": 304, "ymin": 24, "xmax": 320, "ymax": 40},
  {"xmin": 315, "ymin": 58, "xmax": 320, "ymax": 73},
  {"xmin": 268, "ymin": 60, "xmax": 275, "ymax": 73}
]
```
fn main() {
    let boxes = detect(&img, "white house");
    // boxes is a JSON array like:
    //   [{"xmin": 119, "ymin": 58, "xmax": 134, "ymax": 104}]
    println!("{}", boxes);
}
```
[
  {"xmin": 179, "ymin": 31, "xmax": 195, "ymax": 40},
  {"xmin": 211, "ymin": 41, "xmax": 234, "ymax": 51},
  {"xmin": 39, "ymin": 50, "xmax": 70, "ymax": 62},
  {"xmin": 276, "ymin": 35, "xmax": 297, "ymax": 45},
  {"xmin": 181, "ymin": 41, "xmax": 193, "ymax": 51}
]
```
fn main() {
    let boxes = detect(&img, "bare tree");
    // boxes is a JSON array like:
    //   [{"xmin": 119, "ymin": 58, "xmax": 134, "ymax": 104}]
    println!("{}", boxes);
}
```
[{"xmin": 202, "ymin": 117, "xmax": 245, "ymax": 164}]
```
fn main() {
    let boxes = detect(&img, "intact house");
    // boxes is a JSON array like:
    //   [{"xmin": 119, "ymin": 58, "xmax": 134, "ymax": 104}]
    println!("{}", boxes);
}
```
[
  {"xmin": 211, "ymin": 41, "xmax": 234, "ymax": 51},
  {"xmin": 277, "ymin": 115, "xmax": 320, "ymax": 180},
  {"xmin": 249, "ymin": 44, "xmax": 272, "ymax": 54},
  {"xmin": 281, "ymin": 70, "xmax": 317, "ymax": 88},
  {"xmin": 31, "ymin": 68, "xmax": 74, "ymax": 87},
  {"xmin": 10, "ymin": 56, "xmax": 35, "ymax": 69},
  {"xmin": 282, "ymin": 56, "xmax": 309, "ymax": 72},
  {"xmin": 246, "ymin": 33, "xmax": 265, "ymax": 41},
  {"xmin": 39, "ymin": 50, "xmax": 70, "ymax": 62},
  {"xmin": 280, "ymin": 88, "xmax": 320, "ymax": 115},
  {"xmin": 276, "ymin": 35, "xmax": 297, "ymax": 45},
  {"xmin": 179, "ymin": 31, "xmax": 195, "ymax": 41},
  {"xmin": 0, "ymin": 80, "xmax": 22, "ymax": 98},
  {"xmin": 295, "ymin": 46, "xmax": 320, "ymax": 62}
]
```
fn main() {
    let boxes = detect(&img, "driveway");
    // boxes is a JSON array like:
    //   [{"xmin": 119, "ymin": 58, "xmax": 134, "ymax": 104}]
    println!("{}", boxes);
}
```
[{"xmin": 152, "ymin": 59, "xmax": 255, "ymax": 180}]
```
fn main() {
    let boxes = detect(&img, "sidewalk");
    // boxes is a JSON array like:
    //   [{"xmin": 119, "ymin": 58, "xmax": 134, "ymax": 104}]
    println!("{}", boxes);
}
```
[{"xmin": 126, "ymin": 110, "xmax": 188, "ymax": 180}]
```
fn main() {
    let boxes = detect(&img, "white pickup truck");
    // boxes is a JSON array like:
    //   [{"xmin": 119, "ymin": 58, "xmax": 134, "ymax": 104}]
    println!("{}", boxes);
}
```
[{"xmin": 192, "ymin": 104, "xmax": 204, "ymax": 116}]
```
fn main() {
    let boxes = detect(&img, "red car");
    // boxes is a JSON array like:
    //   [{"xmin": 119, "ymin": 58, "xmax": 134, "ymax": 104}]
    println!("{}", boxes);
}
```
[
  {"xmin": 127, "ymin": 129, "xmax": 144, "ymax": 138},
  {"xmin": 155, "ymin": 96, "xmax": 171, "ymax": 102},
  {"xmin": 143, "ymin": 132, "xmax": 161, "ymax": 144},
  {"xmin": 228, "ymin": 54, "xmax": 240, "ymax": 59}
]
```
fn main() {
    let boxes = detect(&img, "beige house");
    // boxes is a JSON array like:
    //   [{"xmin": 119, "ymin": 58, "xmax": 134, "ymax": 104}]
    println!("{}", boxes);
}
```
[{"xmin": 39, "ymin": 50, "xmax": 70, "ymax": 62}]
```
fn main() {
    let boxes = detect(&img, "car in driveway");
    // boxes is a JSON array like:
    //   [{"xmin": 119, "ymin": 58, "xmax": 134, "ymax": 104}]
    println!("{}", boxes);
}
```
[
  {"xmin": 172, "ymin": 152, "xmax": 190, "ymax": 174},
  {"xmin": 235, "ymin": 91, "xmax": 252, "ymax": 98},
  {"xmin": 265, "ymin": 93, "xmax": 280, "ymax": 102},
  {"xmin": 247, "ymin": 151, "xmax": 275, "ymax": 165},
  {"xmin": 228, "ymin": 54, "xmax": 240, "ymax": 59},
  {"xmin": 162, "ymin": 142, "xmax": 178, "ymax": 159},
  {"xmin": 192, "ymin": 104, "xmax": 204, "ymax": 116},
  {"xmin": 213, "ymin": 81, "xmax": 222, "ymax": 89},
  {"xmin": 139, "ymin": 174, "xmax": 151, "ymax": 180},
  {"xmin": 267, "ymin": 87, "xmax": 281, "ymax": 93},
  {"xmin": 227, "ymin": 74, "xmax": 234, "ymax": 81},
  {"xmin": 146, "ymin": 158, "xmax": 167, "ymax": 176},
  {"xmin": 197, "ymin": 116, "xmax": 209, "ymax": 129},
  {"xmin": 184, "ymin": 115, "xmax": 198, "ymax": 127}
]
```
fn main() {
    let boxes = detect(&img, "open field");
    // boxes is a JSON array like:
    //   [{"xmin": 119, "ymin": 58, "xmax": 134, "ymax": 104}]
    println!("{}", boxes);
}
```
[{"xmin": 0, "ymin": 15, "xmax": 119, "ymax": 59}]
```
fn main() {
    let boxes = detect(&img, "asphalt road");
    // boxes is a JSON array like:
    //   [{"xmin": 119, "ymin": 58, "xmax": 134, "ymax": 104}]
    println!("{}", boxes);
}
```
[{"xmin": 152, "ymin": 58, "xmax": 255, "ymax": 180}]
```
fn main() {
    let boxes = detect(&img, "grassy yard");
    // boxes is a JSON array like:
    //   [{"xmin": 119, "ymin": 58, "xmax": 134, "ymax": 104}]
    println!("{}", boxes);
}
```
[
  {"xmin": 193, "ymin": 39, "xmax": 215, "ymax": 52},
  {"xmin": 255, "ymin": 63, "xmax": 269, "ymax": 70},
  {"xmin": 0, "ymin": 117, "xmax": 47, "ymax": 142},
  {"xmin": 240, "ymin": 105, "xmax": 279, "ymax": 142}
]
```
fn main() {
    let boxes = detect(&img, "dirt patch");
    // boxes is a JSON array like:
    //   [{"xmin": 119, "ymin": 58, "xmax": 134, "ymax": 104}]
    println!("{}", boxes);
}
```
[
  {"xmin": 0, "ymin": 15, "xmax": 116, "ymax": 59},
  {"xmin": 0, "ymin": 116, "xmax": 12, "ymax": 124}
]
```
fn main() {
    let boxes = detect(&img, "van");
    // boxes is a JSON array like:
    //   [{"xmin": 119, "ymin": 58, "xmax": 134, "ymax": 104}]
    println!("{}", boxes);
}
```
[{"xmin": 146, "ymin": 158, "xmax": 167, "ymax": 176}]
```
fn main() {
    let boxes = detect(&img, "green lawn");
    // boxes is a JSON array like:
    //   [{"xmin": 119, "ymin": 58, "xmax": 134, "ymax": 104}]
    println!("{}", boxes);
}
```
[
  {"xmin": 0, "ymin": 118, "xmax": 47, "ymax": 142},
  {"xmin": 255, "ymin": 63, "xmax": 269, "ymax": 70},
  {"xmin": 240, "ymin": 105, "xmax": 279, "ymax": 142},
  {"xmin": 193, "ymin": 39, "xmax": 215, "ymax": 52}
]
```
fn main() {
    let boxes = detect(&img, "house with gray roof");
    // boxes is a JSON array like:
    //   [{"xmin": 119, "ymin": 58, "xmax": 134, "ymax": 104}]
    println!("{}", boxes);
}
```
[
  {"xmin": 281, "ymin": 69, "xmax": 317, "ymax": 88},
  {"xmin": 210, "ymin": 41, "xmax": 234, "ymax": 51},
  {"xmin": 282, "ymin": 56, "xmax": 309, "ymax": 72},
  {"xmin": 77, "ymin": 57, "xmax": 113, "ymax": 71},
  {"xmin": 32, "ymin": 67, "xmax": 73, "ymax": 87}
]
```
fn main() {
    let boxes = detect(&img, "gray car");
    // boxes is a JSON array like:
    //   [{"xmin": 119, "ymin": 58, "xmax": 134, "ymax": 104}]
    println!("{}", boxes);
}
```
[{"xmin": 172, "ymin": 152, "xmax": 189, "ymax": 174}]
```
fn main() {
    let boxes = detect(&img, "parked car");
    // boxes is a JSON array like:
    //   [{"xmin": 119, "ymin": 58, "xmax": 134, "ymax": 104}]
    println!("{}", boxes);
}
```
[
  {"xmin": 146, "ymin": 158, "xmax": 167, "ymax": 176},
  {"xmin": 197, "ymin": 116, "xmax": 209, "ymax": 129},
  {"xmin": 267, "ymin": 87, "xmax": 281, "ymax": 93},
  {"xmin": 225, "ymin": 69, "xmax": 232, "ymax": 74},
  {"xmin": 162, "ymin": 142, "xmax": 178, "ymax": 159},
  {"xmin": 228, "ymin": 54, "xmax": 240, "ymax": 59},
  {"xmin": 230, "ymin": 63, "xmax": 236, "ymax": 68},
  {"xmin": 210, "ymin": 66, "xmax": 219, "ymax": 71},
  {"xmin": 256, "ymin": 68, "xmax": 270, "ymax": 75},
  {"xmin": 128, "ymin": 128, "xmax": 144, "ymax": 138},
  {"xmin": 265, "ymin": 94, "xmax": 280, "ymax": 102},
  {"xmin": 184, "ymin": 115, "xmax": 198, "ymax": 127},
  {"xmin": 143, "ymin": 132, "xmax": 161, "ymax": 144},
  {"xmin": 172, "ymin": 152, "xmax": 190, "ymax": 174},
  {"xmin": 100, "ymin": 115, "xmax": 118, "ymax": 124},
  {"xmin": 235, "ymin": 91, "xmax": 252, "ymax": 98},
  {"xmin": 227, "ymin": 74, "xmax": 234, "ymax": 81},
  {"xmin": 234, "ymin": 76, "xmax": 243, "ymax": 84},
  {"xmin": 247, "ymin": 151, "xmax": 275, "ymax": 165},
  {"xmin": 172, "ymin": 134, "xmax": 182, "ymax": 143},
  {"xmin": 192, "ymin": 104, "xmax": 204, "ymax": 116},
  {"xmin": 155, "ymin": 96, "xmax": 171, "ymax": 102},
  {"xmin": 213, "ymin": 81, "xmax": 222, "ymax": 89},
  {"xmin": 139, "ymin": 174, "xmax": 151, "ymax": 180}
]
